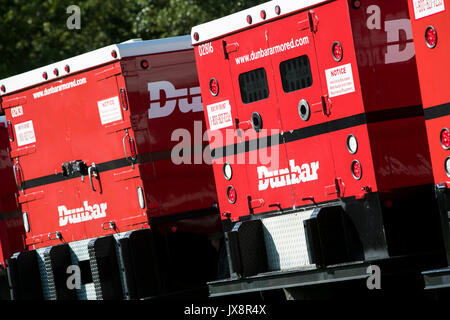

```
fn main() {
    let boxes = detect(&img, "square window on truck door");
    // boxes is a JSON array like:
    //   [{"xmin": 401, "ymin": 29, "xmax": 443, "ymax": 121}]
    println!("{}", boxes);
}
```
[
  {"xmin": 280, "ymin": 55, "xmax": 313, "ymax": 93},
  {"xmin": 239, "ymin": 68, "xmax": 269, "ymax": 104}
]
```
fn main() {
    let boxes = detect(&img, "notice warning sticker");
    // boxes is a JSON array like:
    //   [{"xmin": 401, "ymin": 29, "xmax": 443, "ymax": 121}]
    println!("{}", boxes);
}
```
[
  {"xmin": 206, "ymin": 100, "xmax": 233, "ymax": 131},
  {"xmin": 325, "ymin": 63, "xmax": 356, "ymax": 98},
  {"xmin": 412, "ymin": 0, "xmax": 445, "ymax": 19},
  {"xmin": 15, "ymin": 120, "xmax": 36, "ymax": 147},
  {"xmin": 97, "ymin": 96, "xmax": 123, "ymax": 125}
]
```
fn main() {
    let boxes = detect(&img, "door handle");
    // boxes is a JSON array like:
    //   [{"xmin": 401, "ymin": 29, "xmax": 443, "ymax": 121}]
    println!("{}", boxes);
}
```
[
  {"xmin": 122, "ymin": 129, "xmax": 136, "ymax": 169},
  {"xmin": 13, "ymin": 161, "xmax": 23, "ymax": 191},
  {"xmin": 123, "ymin": 129, "xmax": 130, "ymax": 161},
  {"xmin": 88, "ymin": 163, "xmax": 98, "ymax": 192}
]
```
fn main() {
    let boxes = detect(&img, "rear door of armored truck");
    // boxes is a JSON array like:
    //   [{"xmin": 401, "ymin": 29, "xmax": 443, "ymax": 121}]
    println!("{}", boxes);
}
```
[
  {"xmin": 222, "ymin": 15, "xmax": 296, "ymax": 214},
  {"xmin": 1, "ymin": 77, "xmax": 85, "ymax": 247},
  {"xmin": 265, "ymin": 5, "xmax": 340, "ymax": 206},
  {"xmin": 66, "ymin": 62, "xmax": 146, "ymax": 241}
]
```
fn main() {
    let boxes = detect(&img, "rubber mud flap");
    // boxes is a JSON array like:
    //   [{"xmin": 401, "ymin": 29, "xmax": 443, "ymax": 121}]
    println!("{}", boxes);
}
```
[
  {"xmin": 118, "ymin": 229, "xmax": 161, "ymax": 299},
  {"xmin": 304, "ymin": 206, "xmax": 364, "ymax": 267},
  {"xmin": 44, "ymin": 244, "xmax": 77, "ymax": 300},
  {"xmin": 228, "ymin": 219, "xmax": 268, "ymax": 277},
  {"xmin": 88, "ymin": 236, "xmax": 123, "ymax": 300},
  {"xmin": 6, "ymin": 250, "xmax": 44, "ymax": 300}
]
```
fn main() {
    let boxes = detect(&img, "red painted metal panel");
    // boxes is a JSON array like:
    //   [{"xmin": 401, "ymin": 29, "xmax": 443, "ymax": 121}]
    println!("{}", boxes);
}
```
[
  {"xmin": 194, "ymin": 0, "xmax": 433, "ymax": 221},
  {"xmin": 408, "ymin": 0, "xmax": 450, "ymax": 185},
  {"xmin": 2, "ymin": 46, "xmax": 218, "ymax": 249}
]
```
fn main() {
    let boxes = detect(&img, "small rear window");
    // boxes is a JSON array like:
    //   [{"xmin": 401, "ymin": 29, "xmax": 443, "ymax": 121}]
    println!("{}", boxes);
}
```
[
  {"xmin": 239, "ymin": 68, "xmax": 269, "ymax": 104},
  {"xmin": 280, "ymin": 55, "xmax": 313, "ymax": 93}
]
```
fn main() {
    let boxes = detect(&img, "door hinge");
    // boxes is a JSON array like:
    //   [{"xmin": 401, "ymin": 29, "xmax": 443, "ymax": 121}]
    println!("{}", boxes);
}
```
[
  {"xmin": 95, "ymin": 64, "xmax": 122, "ymax": 81},
  {"xmin": 248, "ymin": 196, "xmax": 265, "ymax": 214},
  {"xmin": 325, "ymin": 178, "xmax": 345, "ymax": 198},
  {"xmin": 18, "ymin": 190, "xmax": 44, "ymax": 204},
  {"xmin": 309, "ymin": 10, "xmax": 319, "ymax": 33},
  {"xmin": 298, "ymin": 10, "xmax": 319, "ymax": 33},
  {"xmin": 10, "ymin": 145, "xmax": 37, "ymax": 159},
  {"xmin": 235, "ymin": 118, "xmax": 252, "ymax": 131},
  {"xmin": 321, "ymin": 95, "xmax": 332, "ymax": 116},
  {"xmin": 1, "ymin": 96, "xmax": 27, "ymax": 109},
  {"xmin": 223, "ymin": 41, "xmax": 239, "ymax": 59}
]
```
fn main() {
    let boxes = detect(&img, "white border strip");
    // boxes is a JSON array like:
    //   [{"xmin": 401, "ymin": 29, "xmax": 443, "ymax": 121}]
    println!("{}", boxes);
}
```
[
  {"xmin": 0, "ymin": 36, "xmax": 192, "ymax": 96},
  {"xmin": 191, "ymin": 0, "xmax": 328, "ymax": 44}
]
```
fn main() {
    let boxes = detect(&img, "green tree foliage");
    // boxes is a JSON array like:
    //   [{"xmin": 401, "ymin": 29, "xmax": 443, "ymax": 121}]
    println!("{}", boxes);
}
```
[{"xmin": 0, "ymin": 0, "xmax": 262, "ymax": 79}]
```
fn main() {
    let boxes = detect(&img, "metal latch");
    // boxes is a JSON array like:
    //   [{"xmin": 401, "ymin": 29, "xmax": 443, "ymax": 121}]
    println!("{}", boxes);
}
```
[
  {"xmin": 436, "ymin": 182, "xmax": 450, "ymax": 191},
  {"xmin": 62, "ymin": 160, "xmax": 88, "ymax": 178},
  {"xmin": 48, "ymin": 231, "xmax": 62, "ymax": 241},
  {"xmin": 88, "ymin": 163, "xmax": 101, "ymax": 193},
  {"xmin": 102, "ymin": 221, "xmax": 116, "ymax": 231},
  {"xmin": 123, "ymin": 129, "xmax": 137, "ymax": 169},
  {"xmin": 325, "ymin": 178, "xmax": 345, "ymax": 198}
]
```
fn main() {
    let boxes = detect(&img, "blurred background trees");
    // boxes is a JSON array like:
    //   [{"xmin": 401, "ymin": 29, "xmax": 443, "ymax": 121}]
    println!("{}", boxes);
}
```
[{"xmin": 0, "ymin": 0, "xmax": 262, "ymax": 79}]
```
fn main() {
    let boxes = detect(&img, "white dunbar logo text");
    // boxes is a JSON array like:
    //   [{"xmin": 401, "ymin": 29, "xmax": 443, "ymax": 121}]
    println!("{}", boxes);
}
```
[
  {"xmin": 148, "ymin": 81, "xmax": 203, "ymax": 119},
  {"xmin": 258, "ymin": 160, "xmax": 320, "ymax": 191},
  {"xmin": 58, "ymin": 201, "xmax": 107, "ymax": 227}
]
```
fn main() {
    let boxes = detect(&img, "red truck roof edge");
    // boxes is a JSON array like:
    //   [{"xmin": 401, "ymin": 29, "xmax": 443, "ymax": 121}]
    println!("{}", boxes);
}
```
[
  {"xmin": 0, "ymin": 35, "xmax": 192, "ymax": 97},
  {"xmin": 191, "ymin": 0, "xmax": 330, "ymax": 44}
]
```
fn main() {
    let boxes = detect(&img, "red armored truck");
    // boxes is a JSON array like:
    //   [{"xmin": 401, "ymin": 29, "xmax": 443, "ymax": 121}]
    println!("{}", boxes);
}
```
[
  {"xmin": 192, "ymin": 0, "xmax": 447, "ymax": 298},
  {"xmin": 0, "ymin": 36, "xmax": 220, "ymax": 300},
  {"xmin": 408, "ymin": 0, "xmax": 450, "ymax": 291}
]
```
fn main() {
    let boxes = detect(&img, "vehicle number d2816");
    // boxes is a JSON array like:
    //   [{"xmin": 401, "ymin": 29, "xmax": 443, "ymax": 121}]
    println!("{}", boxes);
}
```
[{"xmin": 198, "ymin": 42, "xmax": 214, "ymax": 56}]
